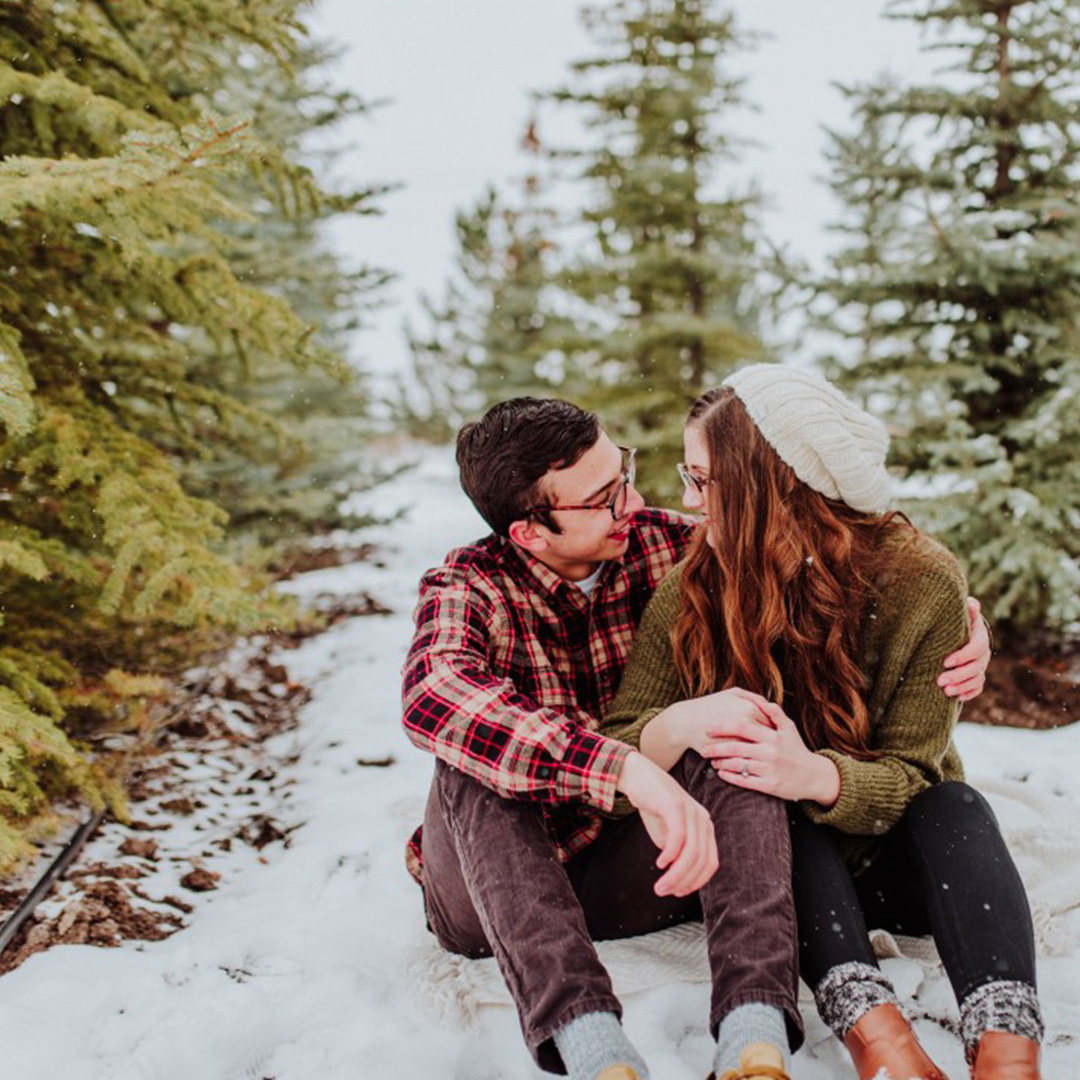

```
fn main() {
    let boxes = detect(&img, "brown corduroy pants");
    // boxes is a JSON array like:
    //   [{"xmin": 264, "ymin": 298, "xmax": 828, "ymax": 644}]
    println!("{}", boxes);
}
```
[{"xmin": 420, "ymin": 751, "xmax": 804, "ymax": 1073}]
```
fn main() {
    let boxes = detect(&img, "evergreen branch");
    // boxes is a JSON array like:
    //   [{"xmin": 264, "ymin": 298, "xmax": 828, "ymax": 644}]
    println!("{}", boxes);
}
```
[
  {"xmin": 0, "ymin": 321, "xmax": 37, "ymax": 438},
  {"xmin": 0, "ymin": 63, "xmax": 160, "ymax": 144}
]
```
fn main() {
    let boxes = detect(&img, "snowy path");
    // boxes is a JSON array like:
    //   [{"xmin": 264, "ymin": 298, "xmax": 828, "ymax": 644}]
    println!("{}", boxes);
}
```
[{"xmin": 0, "ymin": 448, "xmax": 1077, "ymax": 1080}]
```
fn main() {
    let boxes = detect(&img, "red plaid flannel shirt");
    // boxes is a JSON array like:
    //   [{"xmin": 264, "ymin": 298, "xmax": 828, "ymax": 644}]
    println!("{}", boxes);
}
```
[{"xmin": 401, "ymin": 507, "xmax": 695, "ymax": 885}]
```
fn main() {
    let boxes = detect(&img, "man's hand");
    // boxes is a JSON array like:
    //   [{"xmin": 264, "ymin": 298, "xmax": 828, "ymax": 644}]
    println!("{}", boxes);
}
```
[
  {"xmin": 616, "ymin": 751, "xmax": 719, "ymax": 898},
  {"xmin": 938, "ymin": 596, "xmax": 991, "ymax": 702}
]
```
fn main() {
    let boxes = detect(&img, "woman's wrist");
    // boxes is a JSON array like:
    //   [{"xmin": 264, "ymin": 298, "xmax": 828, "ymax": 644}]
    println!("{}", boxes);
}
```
[
  {"xmin": 640, "ymin": 703, "xmax": 689, "ymax": 772},
  {"xmin": 806, "ymin": 752, "xmax": 841, "ymax": 808}
]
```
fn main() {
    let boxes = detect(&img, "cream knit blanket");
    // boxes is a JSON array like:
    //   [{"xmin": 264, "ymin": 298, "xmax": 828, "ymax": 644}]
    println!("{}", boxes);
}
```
[{"xmin": 406, "ymin": 777, "xmax": 1080, "ymax": 1038}]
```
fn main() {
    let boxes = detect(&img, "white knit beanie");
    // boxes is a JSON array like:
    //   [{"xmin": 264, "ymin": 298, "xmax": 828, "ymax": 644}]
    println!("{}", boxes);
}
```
[{"xmin": 721, "ymin": 363, "xmax": 892, "ymax": 514}]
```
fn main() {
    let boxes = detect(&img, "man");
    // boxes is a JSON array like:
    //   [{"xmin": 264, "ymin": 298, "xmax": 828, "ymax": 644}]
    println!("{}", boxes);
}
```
[{"xmin": 401, "ymin": 398, "xmax": 990, "ymax": 1080}]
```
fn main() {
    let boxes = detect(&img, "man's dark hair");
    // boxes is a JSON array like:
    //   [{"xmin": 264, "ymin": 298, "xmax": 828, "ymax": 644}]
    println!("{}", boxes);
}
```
[{"xmin": 456, "ymin": 397, "xmax": 601, "ymax": 537}]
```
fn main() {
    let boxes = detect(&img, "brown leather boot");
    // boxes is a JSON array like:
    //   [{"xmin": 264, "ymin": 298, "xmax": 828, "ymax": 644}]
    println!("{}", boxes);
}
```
[
  {"xmin": 595, "ymin": 1067, "xmax": 645, "ymax": 1080},
  {"xmin": 843, "ymin": 1003, "xmax": 947, "ymax": 1080},
  {"xmin": 971, "ymin": 1032, "xmax": 1041, "ymax": 1079}
]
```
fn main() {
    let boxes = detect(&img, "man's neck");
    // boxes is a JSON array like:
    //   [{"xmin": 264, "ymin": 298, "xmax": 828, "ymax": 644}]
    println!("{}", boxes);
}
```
[{"xmin": 525, "ymin": 547, "xmax": 604, "ymax": 584}]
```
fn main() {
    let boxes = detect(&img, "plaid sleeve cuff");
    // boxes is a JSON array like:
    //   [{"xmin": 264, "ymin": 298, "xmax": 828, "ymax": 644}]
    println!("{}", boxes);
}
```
[{"xmin": 549, "ymin": 727, "xmax": 632, "ymax": 812}]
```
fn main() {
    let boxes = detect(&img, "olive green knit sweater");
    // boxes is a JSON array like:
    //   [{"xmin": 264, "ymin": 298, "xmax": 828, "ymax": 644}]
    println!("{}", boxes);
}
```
[{"xmin": 601, "ymin": 529, "xmax": 970, "ymax": 871}]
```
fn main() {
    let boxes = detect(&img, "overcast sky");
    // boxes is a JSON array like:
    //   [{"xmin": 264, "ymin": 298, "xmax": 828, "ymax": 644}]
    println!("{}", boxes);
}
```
[{"xmin": 308, "ymin": 0, "xmax": 942, "ymax": 380}]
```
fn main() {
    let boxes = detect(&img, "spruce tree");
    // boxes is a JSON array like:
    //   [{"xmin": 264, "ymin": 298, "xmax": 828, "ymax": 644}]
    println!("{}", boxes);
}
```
[
  {"xmin": 818, "ymin": 0, "xmax": 1080, "ymax": 644},
  {"xmin": 814, "ymin": 80, "xmax": 913, "ymax": 379},
  {"xmin": 546, "ymin": 0, "xmax": 766, "ymax": 500},
  {"xmin": 187, "ymin": 36, "xmax": 391, "ymax": 548},
  {"xmin": 400, "ymin": 123, "xmax": 573, "ymax": 438},
  {"xmin": 0, "ymin": 1, "xmax": 383, "ymax": 868}
]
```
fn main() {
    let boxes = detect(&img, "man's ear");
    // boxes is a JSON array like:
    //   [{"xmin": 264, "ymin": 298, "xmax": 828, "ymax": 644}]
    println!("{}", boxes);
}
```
[{"xmin": 508, "ymin": 516, "xmax": 550, "ymax": 554}]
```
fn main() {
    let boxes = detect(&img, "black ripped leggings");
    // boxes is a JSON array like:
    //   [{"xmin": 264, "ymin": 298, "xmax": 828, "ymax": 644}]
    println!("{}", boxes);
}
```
[{"xmin": 790, "ymin": 780, "xmax": 1038, "ymax": 1004}]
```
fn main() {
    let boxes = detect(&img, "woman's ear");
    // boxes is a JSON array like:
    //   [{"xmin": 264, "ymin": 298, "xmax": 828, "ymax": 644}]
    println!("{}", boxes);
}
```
[{"xmin": 508, "ymin": 517, "xmax": 549, "ymax": 554}]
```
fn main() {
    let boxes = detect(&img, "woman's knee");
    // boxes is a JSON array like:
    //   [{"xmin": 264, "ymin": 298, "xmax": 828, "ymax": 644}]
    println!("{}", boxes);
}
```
[{"xmin": 904, "ymin": 780, "xmax": 999, "ymax": 833}]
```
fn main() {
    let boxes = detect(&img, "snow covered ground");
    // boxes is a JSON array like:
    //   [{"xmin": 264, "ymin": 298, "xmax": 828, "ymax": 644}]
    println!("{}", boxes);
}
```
[{"xmin": 0, "ymin": 447, "xmax": 1077, "ymax": 1080}]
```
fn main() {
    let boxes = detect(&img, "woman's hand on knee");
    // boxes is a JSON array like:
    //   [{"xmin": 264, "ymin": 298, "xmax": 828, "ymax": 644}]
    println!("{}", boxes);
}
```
[{"xmin": 703, "ymin": 700, "xmax": 841, "ymax": 806}]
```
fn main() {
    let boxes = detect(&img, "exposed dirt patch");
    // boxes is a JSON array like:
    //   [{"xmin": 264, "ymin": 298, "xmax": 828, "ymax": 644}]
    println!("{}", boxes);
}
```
[
  {"xmin": 70, "ymin": 863, "xmax": 146, "ymax": 882},
  {"xmin": 274, "ymin": 592, "xmax": 392, "ymax": 643},
  {"xmin": 0, "ymin": 889, "xmax": 25, "ymax": 915},
  {"xmin": 268, "ymin": 543, "xmax": 379, "ymax": 580},
  {"xmin": 1, "ymin": 880, "xmax": 183, "ymax": 972},
  {"xmin": 238, "ymin": 814, "xmax": 293, "ymax": 851},
  {"xmin": 0, "ymin": 572, "xmax": 393, "ymax": 976},
  {"xmin": 962, "ymin": 648, "xmax": 1080, "ymax": 731},
  {"xmin": 356, "ymin": 755, "xmax": 396, "ymax": 768},
  {"xmin": 118, "ymin": 838, "xmax": 159, "ymax": 860},
  {"xmin": 179, "ymin": 867, "xmax": 221, "ymax": 893}
]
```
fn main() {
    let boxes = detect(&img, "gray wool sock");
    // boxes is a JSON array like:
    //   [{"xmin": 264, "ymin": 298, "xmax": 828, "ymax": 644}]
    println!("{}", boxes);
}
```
[
  {"xmin": 813, "ymin": 961, "xmax": 900, "ymax": 1040},
  {"xmin": 959, "ymin": 980, "xmax": 1044, "ymax": 1063},
  {"xmin": 713, "ymin": 1003, "xmax": 789, "ymax": 1078},
  {"xmin": 553, "ymin": 1011, "xmax": 650, "ymax": 1080}
]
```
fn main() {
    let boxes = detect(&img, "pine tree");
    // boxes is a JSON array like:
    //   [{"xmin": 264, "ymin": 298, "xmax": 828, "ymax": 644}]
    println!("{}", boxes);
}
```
[
  {"xmin": 814, "ymin": 79, "xmax": 914, "ymax": 381},
  {"xmin": 546, "ymin": 0, "xmax": 766, "ymax": 500},
  {"xmin": 186, "ymin": 35, "xmax": 392, "ymax": 548},
  {"xmin": 0, "ymin": 1, "xmax": 384, "ymax": 868},
  {"xmin": 399, "ymin": 122, "xmax": 573, "ymax": 438},
  {"xmin": 818, "ymin": 0, "xmax": 1080, "ymax": 644}
]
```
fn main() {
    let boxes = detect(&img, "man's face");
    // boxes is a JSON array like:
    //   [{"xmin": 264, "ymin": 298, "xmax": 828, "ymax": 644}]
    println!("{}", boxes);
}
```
[{"xmin": 512, "ymin": 432, "xmax": 645, "ymax": 578}]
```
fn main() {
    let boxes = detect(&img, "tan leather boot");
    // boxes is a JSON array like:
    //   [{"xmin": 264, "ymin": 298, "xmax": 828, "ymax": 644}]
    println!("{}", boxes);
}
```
[
  {"xmin": 843, "ymin": 1003, "xmax": 947, "ymax": 1080},
  {"xmin": 706, "ymin": 1041, "xmax": 790, "ymax": 1080},
  {"xmin": 595, "ymin": 1067, "xmax": 645, "ymax": 1080},
  {"xmin": 971, "ymin": 1032, "xmax": 1041, "ymax": 1079}
]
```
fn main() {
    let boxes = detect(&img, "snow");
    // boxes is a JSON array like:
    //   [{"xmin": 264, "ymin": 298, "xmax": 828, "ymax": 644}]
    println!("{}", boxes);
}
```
[{"xmin": 0, "ymin": 447, "xmax": 1077, "ymax": 1080}]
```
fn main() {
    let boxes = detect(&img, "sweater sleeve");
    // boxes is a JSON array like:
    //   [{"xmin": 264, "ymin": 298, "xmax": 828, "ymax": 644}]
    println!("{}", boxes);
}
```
[
  {"xmin": 800, "ymin": 567, "xmax": 969, "ymax": 836},
  {"xmin": 599, "ymin": 565, "xmax": 685, "ymax": 750}
]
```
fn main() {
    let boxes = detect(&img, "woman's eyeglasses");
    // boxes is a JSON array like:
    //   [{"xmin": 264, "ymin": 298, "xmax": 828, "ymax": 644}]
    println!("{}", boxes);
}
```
[{"xmin": 677, "ymin": 462, "xmax": 714, "ymax": 494}]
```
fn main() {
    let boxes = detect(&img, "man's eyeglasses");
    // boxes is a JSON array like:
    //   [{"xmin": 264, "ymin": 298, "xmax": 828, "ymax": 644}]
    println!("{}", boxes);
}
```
[
  {"xmin": 526, "ymin": 446, "xmax": 637, "ymax": 523},
  {"xmin": 677, "ymin": 462, "xmax": 714, "ymax": 494}
]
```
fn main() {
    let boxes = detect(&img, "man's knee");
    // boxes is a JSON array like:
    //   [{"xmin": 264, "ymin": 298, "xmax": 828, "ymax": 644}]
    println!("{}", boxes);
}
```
[
  {"xmin": 676, "ymin": 751, "xmax": 789, "ymax": 842},
  {"xmin": 677, "ymin": 749, "xmax": 778, "ymax": 804},
  {"xmin": 672, "ymin": 748, "xmax": 717, "ymax": 791}
]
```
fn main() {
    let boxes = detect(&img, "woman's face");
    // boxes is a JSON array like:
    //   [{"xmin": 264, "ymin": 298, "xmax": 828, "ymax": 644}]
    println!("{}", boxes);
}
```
[{"xmin": 682, "ymin": 423, "xmax": 716, "ymax": 547}]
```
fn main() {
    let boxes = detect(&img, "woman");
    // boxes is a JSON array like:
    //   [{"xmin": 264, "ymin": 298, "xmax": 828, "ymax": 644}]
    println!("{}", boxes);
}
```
[{"xmin": 601, "ymin": 365, "xmax": 1043, "ymax": 1080}]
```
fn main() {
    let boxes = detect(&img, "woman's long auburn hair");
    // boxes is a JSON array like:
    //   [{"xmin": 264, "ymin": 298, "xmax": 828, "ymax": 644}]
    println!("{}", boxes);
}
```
[{"xmin": 673, "ymin": 387, "xmax": 914, "ymax": 759}]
